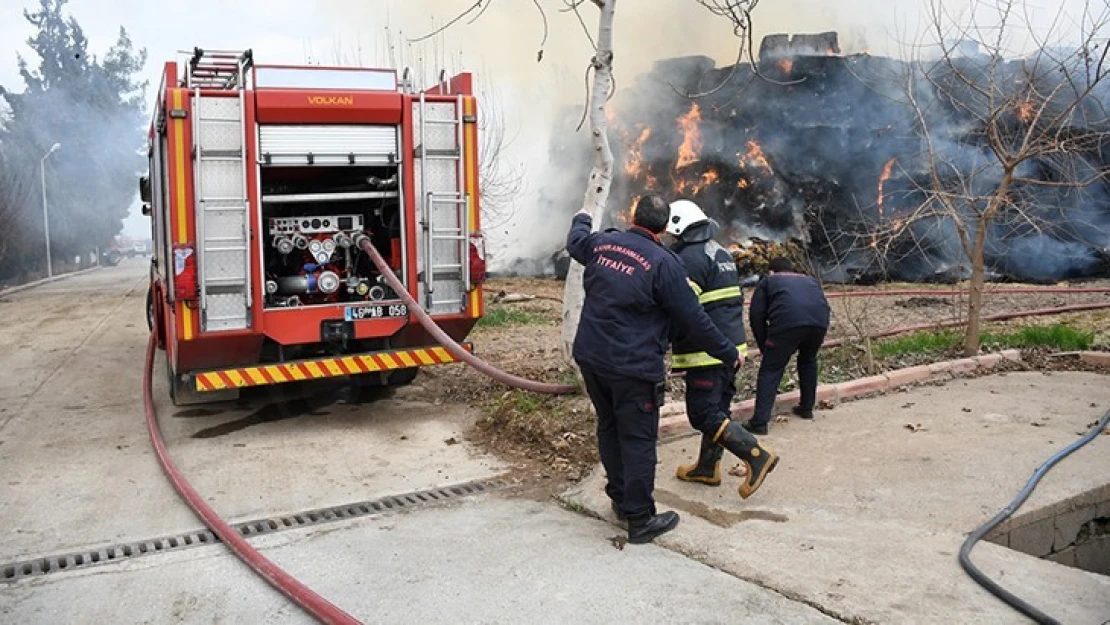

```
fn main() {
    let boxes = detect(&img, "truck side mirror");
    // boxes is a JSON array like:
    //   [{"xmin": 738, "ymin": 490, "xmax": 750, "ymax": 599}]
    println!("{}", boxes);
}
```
[
  {"xmin": 139, "ymin": 175, "xmax": 151, "ymax": 203},
  {"xmin": 142, "ymin": 203, "xmax": 152, "ymax": 216}
]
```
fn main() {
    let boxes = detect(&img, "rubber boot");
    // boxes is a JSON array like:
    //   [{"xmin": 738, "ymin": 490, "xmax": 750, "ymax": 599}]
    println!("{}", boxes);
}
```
[
  {"xmin": 713, "ymin": 419, "xmax": 779, "ymax": 499},
  {"xmin": 675, "ymin": 433, "xmax": 724, "ymax": 486},
  {"xmin": 627, "ymin": 511, "xmax": 680, "ymax": 544}
]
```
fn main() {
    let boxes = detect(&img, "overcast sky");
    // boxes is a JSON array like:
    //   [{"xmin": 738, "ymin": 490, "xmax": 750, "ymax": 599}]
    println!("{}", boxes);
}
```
[{"xmin": 0, "ymin": 0, "xmax": 1101, "ymax": 241}]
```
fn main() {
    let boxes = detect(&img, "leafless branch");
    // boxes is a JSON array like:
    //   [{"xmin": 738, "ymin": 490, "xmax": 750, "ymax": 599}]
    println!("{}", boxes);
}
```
[{"xmin": 409, "ymin": 1, "xmax": 485, "ymax": 43}]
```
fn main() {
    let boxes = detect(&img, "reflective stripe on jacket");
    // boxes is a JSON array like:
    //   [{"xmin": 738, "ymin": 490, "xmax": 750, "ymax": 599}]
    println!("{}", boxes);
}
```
[{"xmin": 670, "ymin": 220, "xmax": 748, "ymax": 370}]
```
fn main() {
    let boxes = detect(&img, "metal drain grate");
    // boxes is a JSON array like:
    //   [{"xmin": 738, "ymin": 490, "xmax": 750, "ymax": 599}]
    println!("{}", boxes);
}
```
[{"xmin": 1, "ymin": 477, "xmax": 505, "ymax": 583}]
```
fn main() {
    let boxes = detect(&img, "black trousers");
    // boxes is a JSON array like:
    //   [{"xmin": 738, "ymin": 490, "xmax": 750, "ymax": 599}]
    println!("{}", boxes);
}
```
[
  {"xmin": 683, "ymin": 365, "xmax": 736, "ymax": 437},
  {"xmin": 579, "ymin": 366, "xmax": 661, "ymax": 519},
  {"xmin": 752, "ymin": 326, "xmax": 828, "ymax": 426}
]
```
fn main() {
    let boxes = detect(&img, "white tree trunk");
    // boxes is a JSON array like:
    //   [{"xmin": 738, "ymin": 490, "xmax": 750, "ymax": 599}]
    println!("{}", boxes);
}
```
[{"xmin": 561, "ymin": 0, "xmax": 617, "ymax": 371}]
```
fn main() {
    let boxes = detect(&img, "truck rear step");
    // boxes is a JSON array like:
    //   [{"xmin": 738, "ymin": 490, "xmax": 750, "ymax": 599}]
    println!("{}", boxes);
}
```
[{"xmin": 191, "ymin": 343, "xmax": 472, "ymax": 392}]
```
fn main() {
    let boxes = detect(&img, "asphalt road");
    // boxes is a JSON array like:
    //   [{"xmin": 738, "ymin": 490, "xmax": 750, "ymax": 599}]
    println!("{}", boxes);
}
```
[{"xmin": 0, "ymin": 259, "xmax": 834, "ymax": 624}]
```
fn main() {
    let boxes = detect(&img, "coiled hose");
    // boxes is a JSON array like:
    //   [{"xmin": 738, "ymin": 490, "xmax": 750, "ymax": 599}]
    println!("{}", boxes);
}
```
[
  {"xmin": 354, "ymin": 235, "xmax": 575, "ymax": 395},
  {"xmin": 143, "ymin": 333, "xmax": 362, "ymax": 624},
  {"xmin": 958, "ymin": 408, "xmax": 1110, "ymax": 625}
]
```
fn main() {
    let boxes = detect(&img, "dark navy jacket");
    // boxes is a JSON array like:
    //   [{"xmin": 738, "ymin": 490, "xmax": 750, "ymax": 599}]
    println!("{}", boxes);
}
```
[
  {"xmin": 748, "ymin": 272, "xmax": 831, "ymax": 348},
  {"xmin": 670, "ymin": 220, "xmax": 748, "ymax": 369},
  {"xmin": 566, "ymin": 213, "xmax": 738, "ymax": 382}
]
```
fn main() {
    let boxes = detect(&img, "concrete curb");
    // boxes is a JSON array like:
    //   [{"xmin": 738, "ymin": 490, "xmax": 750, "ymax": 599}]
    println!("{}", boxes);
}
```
[
  {"xmin": 658, "ymin": 348, "xmax": 1026, "ymax": 439},
  {"xmin": 0, "ymin": 266, "xmax": 102, "ymax": 297}
]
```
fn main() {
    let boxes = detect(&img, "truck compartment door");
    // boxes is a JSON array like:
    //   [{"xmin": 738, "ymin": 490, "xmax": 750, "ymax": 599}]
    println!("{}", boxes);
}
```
[
  {"xmin": 412, "ymin": 94, "xmax": 469, "ymax": 315},
  {"xmin": 194, "ymin": 94, "xmax": 252, "ymax": 332}
]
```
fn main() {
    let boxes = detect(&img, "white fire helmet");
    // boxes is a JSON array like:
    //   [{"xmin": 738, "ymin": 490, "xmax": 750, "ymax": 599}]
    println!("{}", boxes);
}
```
[{"xmin": 667, "ymin": 199, "xmax": 708, "ymax": 236}]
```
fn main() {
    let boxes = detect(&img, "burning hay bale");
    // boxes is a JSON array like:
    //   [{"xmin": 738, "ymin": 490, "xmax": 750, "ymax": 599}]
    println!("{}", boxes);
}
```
[
  {"xmin": 728, "ymin": 239, "xmax": 809, "ymax": 277},
  {"xmin": 543, "ymin": 32, "xmax": 1110, "ymax": 284}
]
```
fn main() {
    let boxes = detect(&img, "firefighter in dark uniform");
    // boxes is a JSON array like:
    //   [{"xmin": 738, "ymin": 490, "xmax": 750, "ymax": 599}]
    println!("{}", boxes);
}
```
[
  {"xmin": 567, "ymin": 194, "xmax": 755, "ymax": 544},
  {"xmin": 666, "ymin": 200, "xmax": 778, "ymax": 498},
  {"xmin": 743, "ymin": 257, "xmax": 831, "ymax": 435}
]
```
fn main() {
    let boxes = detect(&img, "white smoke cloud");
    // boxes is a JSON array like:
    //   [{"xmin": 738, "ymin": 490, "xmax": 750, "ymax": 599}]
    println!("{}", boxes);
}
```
[{"xmin": 308, "ymin": 0, "xmax": 1097, "ymax": 271}]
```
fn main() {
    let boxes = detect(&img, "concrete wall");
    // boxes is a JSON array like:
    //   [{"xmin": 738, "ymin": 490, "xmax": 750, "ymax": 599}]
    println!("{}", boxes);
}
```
[{"xmin": 987, "ymin": 485, "xmax": 1110, "ymax": 575}]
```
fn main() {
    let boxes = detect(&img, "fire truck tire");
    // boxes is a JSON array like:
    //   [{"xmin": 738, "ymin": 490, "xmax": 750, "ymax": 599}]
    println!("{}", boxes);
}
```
[
  {"xmin": 147, "ymin": 285, "xmax": 166, "ymax": 350},
  {"xmin": 388, "ymin": 367, "xmax": 419, "ymax": 386},
  {"xmin": 349, "ymin": 367, "xmax": 419, "ymax": 388},
  {"xmin": 146, "ymin": 286, "xmax": 155, "ymax": 332}
]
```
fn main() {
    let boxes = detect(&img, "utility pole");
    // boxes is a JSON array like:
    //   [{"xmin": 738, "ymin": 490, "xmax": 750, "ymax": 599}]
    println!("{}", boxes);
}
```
[{"xmin": 40, "ymin": 142, "xmax": 61, "ymax": 278}]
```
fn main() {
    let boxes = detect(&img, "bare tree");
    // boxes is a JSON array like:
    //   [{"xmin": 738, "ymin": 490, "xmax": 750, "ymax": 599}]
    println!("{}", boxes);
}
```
[
  {"xmin": 559, "ymin": 0, "xmax": 618, "ymax": 368},
  {"xmin": 882, "ymin": 0, "xmax": 1110, "ymax": 356},
  {"xmin": 406, "ymin": 0, "xmax": 768, "ymax": 372},
  {"xmin": 309, "ymin": 30, "xmax": 523, "ymax": 233},
  {"xmin": 474, "ymin": 76, "xmax": 524, "ymax": 231}
]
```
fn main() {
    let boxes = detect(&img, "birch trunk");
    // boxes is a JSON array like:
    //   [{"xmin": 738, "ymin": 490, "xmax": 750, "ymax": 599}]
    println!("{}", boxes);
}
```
[{"xmin": 560, "ymin": 0, "xmax": 617, "ymax": 373}]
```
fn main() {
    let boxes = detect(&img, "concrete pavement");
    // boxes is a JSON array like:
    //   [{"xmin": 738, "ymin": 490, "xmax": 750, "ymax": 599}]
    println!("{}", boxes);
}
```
[
  {"xmin": 0, "ymin": 259, "xmax": 835, "ymax": 623},
  {"xmin": 2, "ymin": 498, "xmax": 837, "ymax": 624},
  {"xmin": 568, "ymin": 373, "xmax": 1110, "ymax": 624}
]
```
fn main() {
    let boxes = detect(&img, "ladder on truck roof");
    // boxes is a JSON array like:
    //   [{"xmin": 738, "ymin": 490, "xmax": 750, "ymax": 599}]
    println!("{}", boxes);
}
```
[
  {"xmin": 182, "ymin": 48, "xmax": 253, "ymax": 89},
  {"xmin": 415, "ymin": 86, "xmax": 471, "ymax": 316},
  {"xmin": 188, "ymin": 48, "xmax": 253, "ymax": 332}
]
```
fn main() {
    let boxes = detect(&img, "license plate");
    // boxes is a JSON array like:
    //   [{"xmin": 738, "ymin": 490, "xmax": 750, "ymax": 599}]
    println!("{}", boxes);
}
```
[{"xmin": 344, "ymin": 304, "xmax": 409, "ymax": 321}]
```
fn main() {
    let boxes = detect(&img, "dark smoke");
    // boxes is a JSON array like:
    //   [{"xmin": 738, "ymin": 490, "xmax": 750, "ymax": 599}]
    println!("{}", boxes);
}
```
[{"xmin": 539, "ymin": 34, "xmax": 1110, "ymax": 283}]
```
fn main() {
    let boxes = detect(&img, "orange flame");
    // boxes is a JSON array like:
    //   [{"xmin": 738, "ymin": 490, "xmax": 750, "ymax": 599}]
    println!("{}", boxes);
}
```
[
  {"xmin": 625, "ymin": 127, "xmax": 652, "ymax": 177},
  {"xmin": 678, "ymin": 168, "xmax": 721, "ymax": 197},
  {"xmin": 1017, "ymin": 100, "xmax": 1034, "ymax": 123},
  {"xmin": 739, "ymin": 140, "xmax": 773, "ymax": 176},
  {"xmin": 877, "ymin": 157, "xmax": 897, "ymax": 218},
  {"xmin": 778, "ymin": 58, "xmax": 794, "ymax": 73},
  {"xmin": 675, "ymin": 103, "xmax": 702, "ymax": 169},
  {"xmin": 738, "ymin": 178, "xmax": 750, "ymax": 189}
]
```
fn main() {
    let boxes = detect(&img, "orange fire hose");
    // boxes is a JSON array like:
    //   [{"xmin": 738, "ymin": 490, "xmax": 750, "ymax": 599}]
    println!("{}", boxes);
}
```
[
  {"xmin": 143, "ymin": 333, "xmax": 362, "ymax": 625},
  {"xmin": 354, "ymin": 235, "xmax": 575, "ymax": 395}
]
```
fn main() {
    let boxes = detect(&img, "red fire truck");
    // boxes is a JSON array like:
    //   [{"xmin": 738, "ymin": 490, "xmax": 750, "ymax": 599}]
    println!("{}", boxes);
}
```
[{"xmin": 140, "ymin": 48, "xmax": 486, "ymax": 405}]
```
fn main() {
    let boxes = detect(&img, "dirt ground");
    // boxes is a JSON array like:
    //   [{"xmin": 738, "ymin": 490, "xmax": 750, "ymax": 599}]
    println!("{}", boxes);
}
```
[{"xmin": 418, "ymin": 277, "xmax": 1110, "ymax": 490}]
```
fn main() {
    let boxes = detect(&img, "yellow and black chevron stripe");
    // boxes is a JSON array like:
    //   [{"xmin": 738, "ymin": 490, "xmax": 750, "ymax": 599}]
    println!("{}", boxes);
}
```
[{"xmin": 194, "ymin": 344, "xmax": 472, "ymax": 392}]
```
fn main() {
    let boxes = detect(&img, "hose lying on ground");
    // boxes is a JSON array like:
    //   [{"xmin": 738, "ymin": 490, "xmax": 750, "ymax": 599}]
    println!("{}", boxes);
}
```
[
  {"xmin": 354, "ymin": 235, "xmax": 575, "ymax": 395},
  {"xmin": 958, "ymin": 408, "xmax": 1110, "ymax": 625},
  {"xmin": 824, "ymin": 287, "xmax": 1110, "ymax": 299},
  {"xmin": 143, "ymin": 333, "xmax": 362, "ymax": 625}
]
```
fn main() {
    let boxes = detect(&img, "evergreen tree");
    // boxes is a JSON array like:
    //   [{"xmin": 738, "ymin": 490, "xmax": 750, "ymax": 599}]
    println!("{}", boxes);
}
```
[{"xmin": 0, "ymin": 0, "xmax": 147, "ymax": 276}]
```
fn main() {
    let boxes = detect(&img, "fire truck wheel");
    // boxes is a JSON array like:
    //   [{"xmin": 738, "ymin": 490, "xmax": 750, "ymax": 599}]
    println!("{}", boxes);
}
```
[
  {"xmin": 388, "ymin": 367, "xmax": 419, "ymax": 386},
  {"xmin": 147, "ymin": 285, "xmax": 166, "ymax": 350},
  {"xmin": 349, "ymin": 367, "xmax": 419, "ymax": 388},
  {"xmin": 146, "ymin": 286, "xmax": 155, "ymax": 332},
  {"xmin": 165, "ymin": 353, "xmax": 238, "ymax": 406}
]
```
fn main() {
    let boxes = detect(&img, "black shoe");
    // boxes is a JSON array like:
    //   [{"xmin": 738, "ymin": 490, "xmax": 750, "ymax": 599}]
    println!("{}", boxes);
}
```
[
  {"xmin": 675, "ymin": 433, "xmax": 724, "ymax": 486},
  {"xmin": 741, "ymin": 420, "xmax": 769, "ymax": 436},
  {"xmin": 714, "ymin": 419, "xmax": 779, "ymax": 499},
  {"xmin": 627, "ymin": 511, "xmax": 680, "ymax": 544},
  {"xmin": 792, "ymin": 405, "xmax": 814, "ymax": 419},
  {"xmin": 610, "ymin": 501, "xmax": 627, "ymax": 522}
]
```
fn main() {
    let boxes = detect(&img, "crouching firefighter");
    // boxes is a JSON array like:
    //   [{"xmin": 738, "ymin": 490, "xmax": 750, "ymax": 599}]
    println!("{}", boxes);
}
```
[{"xmin": 666, "ymin": 200, "xmax": 779, "ymax": 499}]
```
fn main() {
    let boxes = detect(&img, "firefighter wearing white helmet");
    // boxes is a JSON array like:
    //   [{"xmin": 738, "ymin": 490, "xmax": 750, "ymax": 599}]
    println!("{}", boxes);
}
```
[{"xmin": 667, "ymin": 199, "xmax": 778, "ymax": 499}]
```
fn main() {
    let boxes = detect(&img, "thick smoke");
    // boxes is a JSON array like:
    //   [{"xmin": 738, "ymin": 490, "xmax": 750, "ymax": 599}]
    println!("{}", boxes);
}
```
[
  {"xmin": 0, "ymin": 3, "xmax": 147, "ymax": 282},
  {"xmin": 571, "ymin": 42, "xmax": 1110, "ymax": 283},
  {"xmin": 311, "ymin": 0, "xmax": 1103, "ymax": 275},
  {"xmin": 312, "ymin": 0, "xmax": 920, "ymax": 271}
]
